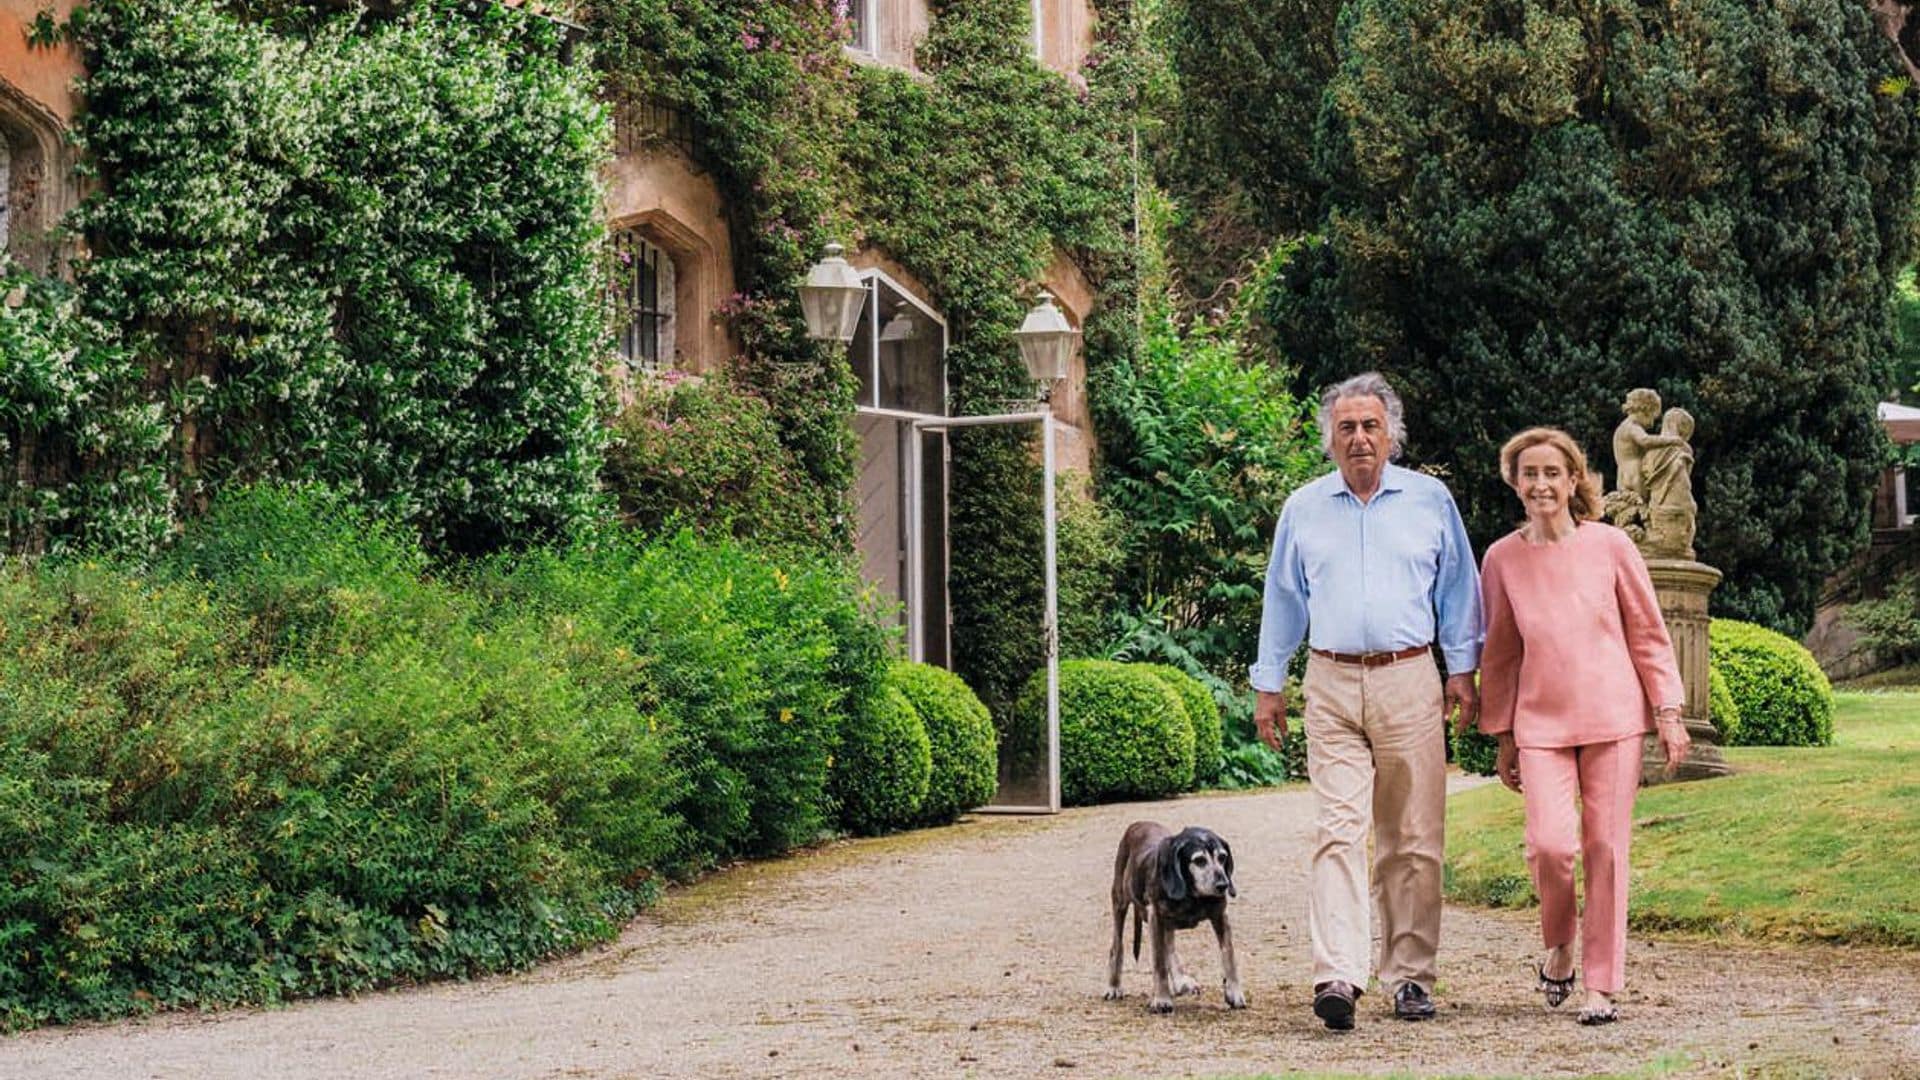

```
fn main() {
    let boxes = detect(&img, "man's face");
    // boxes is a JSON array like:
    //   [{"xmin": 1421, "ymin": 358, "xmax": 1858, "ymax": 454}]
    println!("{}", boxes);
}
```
[
  {"xmin": 1330, "ymin": 395, "xmax": 1393, "ymax": 491},
  {"xmin": 1628, "ymin": 399, "xmax": 1658, "ymax": 426}
]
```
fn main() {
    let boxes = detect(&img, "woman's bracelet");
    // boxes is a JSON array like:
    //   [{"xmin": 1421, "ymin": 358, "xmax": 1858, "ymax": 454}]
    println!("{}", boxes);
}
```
[{"xmin": 1654, "ymin": 707, "xmax": 1684, "ymax": 727}]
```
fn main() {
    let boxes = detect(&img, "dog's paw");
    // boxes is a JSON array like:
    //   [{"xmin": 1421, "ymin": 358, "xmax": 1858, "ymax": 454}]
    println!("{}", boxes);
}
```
[
  {"xmin": 1147, "ymin": 996, "xmax": 1175, "ymax": 1015},
  {"xmin": 1102, "ymin": 986, "xmax": 1124, "ymax": 1002},
  {"xmin": 1172, "ymin": 975, "xmax": 1201, "ymax": 997},
  {"xmin": 1223, "ymin": 985, "xmax": 1248, "ymax": 1009}
]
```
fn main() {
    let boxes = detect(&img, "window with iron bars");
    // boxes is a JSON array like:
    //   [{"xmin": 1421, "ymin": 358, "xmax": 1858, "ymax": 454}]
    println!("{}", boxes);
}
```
[{"xmin": 613, "ymin": 230, "xmax": 674, "ymax": 369}]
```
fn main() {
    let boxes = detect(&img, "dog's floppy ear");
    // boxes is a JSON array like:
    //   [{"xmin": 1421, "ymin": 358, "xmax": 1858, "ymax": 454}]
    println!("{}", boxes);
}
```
[
  {"xmin": 1157, "ymin": 834, "xmax": 1189, "ymax": 902},
  {"xmin": 1216, "ymin": 835, "xmax": 1237, "ymax": 898}
]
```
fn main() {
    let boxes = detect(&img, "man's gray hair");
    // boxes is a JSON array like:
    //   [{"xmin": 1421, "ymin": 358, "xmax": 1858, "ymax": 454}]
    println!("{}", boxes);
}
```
[{"xmin": 1318, "ymin": 371, "xmax": 1407, "ymax": 460}]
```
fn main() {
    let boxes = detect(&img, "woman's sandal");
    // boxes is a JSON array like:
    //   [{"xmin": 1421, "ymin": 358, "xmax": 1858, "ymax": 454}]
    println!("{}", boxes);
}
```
[
  {"xmin": 1536, "ymin": 962, "xmax": 1577, "ymax": 1009},
  {"xmin": 1577, "ymin": 1003, "xmax": 1619, "ymax": 1025}
]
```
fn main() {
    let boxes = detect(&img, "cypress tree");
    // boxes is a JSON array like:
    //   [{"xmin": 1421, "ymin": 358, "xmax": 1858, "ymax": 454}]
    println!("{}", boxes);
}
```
[{"xmin": 1269, "ymin": 0, "xmax": 1920, "ymax": 634}]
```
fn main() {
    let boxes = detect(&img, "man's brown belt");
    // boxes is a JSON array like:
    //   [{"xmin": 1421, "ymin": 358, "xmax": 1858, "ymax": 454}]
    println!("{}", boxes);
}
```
[{"xmin": 1310, "ymin": 644, "xmax": 1431, "ymax": 667}]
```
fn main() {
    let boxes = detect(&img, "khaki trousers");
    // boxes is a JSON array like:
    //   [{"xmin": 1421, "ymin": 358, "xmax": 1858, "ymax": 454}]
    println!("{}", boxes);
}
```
[{"xmin": 1302, "ymin": 651, "xmax": 1447, "ymax": 994}]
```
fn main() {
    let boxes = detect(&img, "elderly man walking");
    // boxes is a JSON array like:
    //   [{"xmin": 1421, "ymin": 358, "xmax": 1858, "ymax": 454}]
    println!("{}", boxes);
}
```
[{"xmin": 1249, "ymin": 372, "xmax": 1483, "ymax": 1030}]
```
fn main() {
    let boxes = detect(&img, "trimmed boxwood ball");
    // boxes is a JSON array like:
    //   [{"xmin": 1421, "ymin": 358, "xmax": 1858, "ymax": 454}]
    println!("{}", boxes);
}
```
[
  {"xmin": 1707, "ymin": 663, "xmax": 1742, "ymax": 745},
  {"xmin": 1135, "ymin": 663, "xmax": 1223, "ymax": 787},
  {"xmin": 832, "ymin": 685, "xmax": 932, "ymax": 835},
  {"xmin": 887, "ymin": 661, "xmax": 997, "ymax": 823},
  {"xmin": 1708, "ymin": 619, "xmax": 1834, "ymax": 747},
  {"xmin": 1017, "ymin": 660, "xmax": 1195, "ymax": 806}
]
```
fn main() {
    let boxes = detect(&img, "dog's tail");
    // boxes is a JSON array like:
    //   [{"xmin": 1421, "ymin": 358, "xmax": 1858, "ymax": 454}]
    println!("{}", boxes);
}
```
[{"xmin": 1131, "ymin": 906, "xmax": 1144, "ymax": 963}]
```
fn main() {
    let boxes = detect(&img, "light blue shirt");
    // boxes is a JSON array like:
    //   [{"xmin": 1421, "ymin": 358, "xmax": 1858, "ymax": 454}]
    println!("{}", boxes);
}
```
[{"xmin": 1248, "ymin": 463, "xmax": 1484, "ymax": 692}]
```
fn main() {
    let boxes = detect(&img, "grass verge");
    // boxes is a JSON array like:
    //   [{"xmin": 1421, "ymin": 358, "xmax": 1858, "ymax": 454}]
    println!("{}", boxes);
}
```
[{"xmin": 1444, "ymin": 692, "xmax": 1920, "ymax": 946}]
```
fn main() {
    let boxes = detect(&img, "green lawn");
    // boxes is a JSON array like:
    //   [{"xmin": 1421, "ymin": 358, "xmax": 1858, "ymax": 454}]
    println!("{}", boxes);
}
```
[{"xmin": 1445, "ymin": 692, "xmax": 1920, "ymax": 946}]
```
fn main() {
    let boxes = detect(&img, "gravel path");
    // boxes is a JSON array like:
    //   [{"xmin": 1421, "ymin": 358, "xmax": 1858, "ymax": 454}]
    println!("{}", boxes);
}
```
[{"xmin": 6, "ymin": 782, "xmax": 1919, "ymax": 1079}]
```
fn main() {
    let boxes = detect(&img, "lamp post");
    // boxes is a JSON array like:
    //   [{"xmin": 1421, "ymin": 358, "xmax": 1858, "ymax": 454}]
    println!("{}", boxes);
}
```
[
  {"xmin": 1013, "ymin": 290, "xmax": 1077, "ymax": 401},
  {"xmin": 798, "ymin": 242, "xmax": 869, "ymax": 343}
]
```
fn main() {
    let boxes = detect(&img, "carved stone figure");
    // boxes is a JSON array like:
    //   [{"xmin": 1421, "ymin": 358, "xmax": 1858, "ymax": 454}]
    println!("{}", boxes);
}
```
[
  {"xmin": 1604, "ymin": 388, "xmax": 1693, "ymax": 556},
  {"xmin": 1642, "ymin": 407, "xmax": 1697, "ymax": 559}
]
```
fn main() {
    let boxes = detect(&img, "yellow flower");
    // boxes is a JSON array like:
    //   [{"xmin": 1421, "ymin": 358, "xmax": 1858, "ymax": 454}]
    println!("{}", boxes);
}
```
[{"xmin": 779, "ymin": 708, "xmax": 793, "ymax": 724}]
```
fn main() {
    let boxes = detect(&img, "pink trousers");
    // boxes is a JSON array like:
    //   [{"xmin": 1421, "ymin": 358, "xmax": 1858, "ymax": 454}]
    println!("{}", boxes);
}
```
[{"xmin": 1516, "ymin": 735, "xmax": 1642, "ymax": 994}]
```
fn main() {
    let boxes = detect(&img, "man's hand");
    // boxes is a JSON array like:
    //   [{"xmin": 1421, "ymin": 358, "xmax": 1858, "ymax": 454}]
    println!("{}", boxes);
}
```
[
  {"xmin": 1495, "ymin": 733, "xmax": 1521, "ymax": 792},
  {"xmin": 1445, "ymin": 672, "xmax": 1480, "ymax": 736},
  {"xmin": 1254, "ymin": 690, "xmax": 1287, "ymax": 752}
]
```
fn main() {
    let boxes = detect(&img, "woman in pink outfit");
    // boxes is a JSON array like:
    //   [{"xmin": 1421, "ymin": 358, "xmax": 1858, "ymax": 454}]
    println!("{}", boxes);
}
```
[{"xmin": 1470, "ymin": 428, "xmax": 1690, "ymax": 1025}]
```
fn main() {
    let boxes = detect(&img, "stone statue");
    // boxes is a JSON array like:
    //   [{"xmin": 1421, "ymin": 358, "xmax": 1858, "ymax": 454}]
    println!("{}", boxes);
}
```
[
  {"xmin": 1600, "ymin": 388, "xmax": 1728, "ymax": 783},
  {"xmin": 1603, "ymin": 388, "xmax": 1695, "ymax": 558},
  {"xmin": 1643, "ymin": 407, "xmax": 1697, "ymax": 559}
]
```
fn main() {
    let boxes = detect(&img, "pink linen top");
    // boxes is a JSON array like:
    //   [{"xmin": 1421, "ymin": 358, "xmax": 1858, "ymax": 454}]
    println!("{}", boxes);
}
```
[{"xmin": 1477, "ymin": 521, "xmax": 1684, "ymax": 749}]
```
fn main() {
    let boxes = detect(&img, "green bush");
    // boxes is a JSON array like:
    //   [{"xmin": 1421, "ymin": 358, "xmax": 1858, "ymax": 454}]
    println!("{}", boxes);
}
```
[
  {"xmin": 603, "ymin": 372, "xmax": 839, "ymax": 552},
  {"xmin": 1452, "ymin": 727, "xmax": 1500, "ymax": 778},
  {"xmin": 1016, "ymin": 660, "xmax": 1195, "ymax": 806},
  {"xmin": 1848, "ymin": 571, "xmax": 1920, "ymax": 668},
  {"xmin": 832, "ymin": 685, "xmax": 932, "ymax": 836},
  {"xmin": 1055, "ymin": 474, "xmax": 1127, "ymax": 661},
  {"xmin": 0, "ymin": 517, "xmax": 679, "ymax": 1028},
  {"xmin": 473, "ymin": 526, "xmax": 888, "ymax": 863},
  {"xmin": 886, "ymin": 662, "xmax": 996, "ymax": 824},
  {"xmin": 1709, "ymin": 619, "xmax": 1834, "ymax": 747},
  {"xmin": 1136, "ymin": 663, "xmax": 1223, "ymax": 787},
  {"xmin": 1708, "ymin": 664, "xmax": 1743, "ymax": 745}
]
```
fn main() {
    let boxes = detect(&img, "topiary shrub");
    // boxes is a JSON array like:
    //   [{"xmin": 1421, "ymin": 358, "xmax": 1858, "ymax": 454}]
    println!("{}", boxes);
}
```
[
  {"xmin": 831, "ymin": 685, "xmax": 932, "ymax": 835},
  {"xmin": 1707, "ymin": 664, "xmax": 1742, "ymax": 745},
  {"xmin": 1451, "ymin": 726, "xmax": 1500, "ymax": 778},
  {"xmin": 886, "ymin": 662, "xmax": 996, "ymax": 824},
  {"xmin": 1708, "ymin": 619, "xmax": 1834, "ymax": 747},
  {"xmin": 1016, "ymin": 660, "xmax": 1195, "ymax": 806},
  {"xmin": 1136, "ymin": 663, "xmax": 1223, "ymax": 788}
]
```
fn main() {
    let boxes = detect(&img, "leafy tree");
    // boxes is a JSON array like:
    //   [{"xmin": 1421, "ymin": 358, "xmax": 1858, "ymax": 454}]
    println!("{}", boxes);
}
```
[{"xmin": 1270, "ymin": 0, "xmax": 1920, "ymax": 634}]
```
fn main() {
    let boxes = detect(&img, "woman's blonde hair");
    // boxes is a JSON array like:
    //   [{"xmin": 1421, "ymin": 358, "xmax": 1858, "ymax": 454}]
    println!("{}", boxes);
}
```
[{"xmin": 1500, "ymin": 427, "xmax": 1602, "ymax": 521}]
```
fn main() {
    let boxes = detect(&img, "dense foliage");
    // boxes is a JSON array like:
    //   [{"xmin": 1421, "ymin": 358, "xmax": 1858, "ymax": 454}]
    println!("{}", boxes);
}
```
[
  {"xmin": 1016, "ymin": 659, "xmax": 1194, "ymax": 805},
  {"xmin": 831, "ymin": 684, "xmax": 933, "ymax": 835},
  {"xmin": 1099, "ymin": 275, "xmax": 1320, "ymax": 679},
  {"xmin": 1267, "ymin": 0, "xmax": 1920, "ymax": 635},
  {"xmin": 0, "ymin": 260, "xmax": 169, "ymax": 555},
  {"xmin": 886, "ymin": 661, "xmax": 997, "ymax": 824},
  {"xmin": 1850, "ymin": 571, "xmax": 1920, "ymax": 667},
  {"xmin": 1710, "ymin": 619, "xmax": 1835, "ymax": 748},
  {"xmin": 0, "ymin": 484, "xmax": 895, "ymax": 1028},
  {"xmin": 18, "ymin": 0, "xmax": 612, "ymax": 556},
  {"xmin": 603, "ymin": 370, "xmax": 838, "ymax": 550}
]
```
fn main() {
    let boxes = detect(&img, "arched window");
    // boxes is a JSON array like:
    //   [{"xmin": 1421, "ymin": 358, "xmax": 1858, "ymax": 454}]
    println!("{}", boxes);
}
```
[{"xmin": 612, "ymin": 229, "xmax": 676, "ymax": 369}]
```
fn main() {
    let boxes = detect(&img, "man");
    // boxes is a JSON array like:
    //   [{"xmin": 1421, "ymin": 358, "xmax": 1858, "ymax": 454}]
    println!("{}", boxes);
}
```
[{"xmin": 1249, "ymin": 372, "xmax": 1483, "ymax": 1030}]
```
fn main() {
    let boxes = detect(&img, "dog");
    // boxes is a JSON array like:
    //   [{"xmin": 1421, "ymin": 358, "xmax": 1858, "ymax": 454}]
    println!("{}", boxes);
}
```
[{"xmin": 1103, "ymin": 821, "xmax": 1246, "ymax": 1013}]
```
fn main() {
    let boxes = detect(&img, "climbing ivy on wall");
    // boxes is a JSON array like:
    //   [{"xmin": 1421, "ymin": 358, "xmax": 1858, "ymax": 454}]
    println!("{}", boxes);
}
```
[
  {"xmin": 3, "ymin": 0, "xmax": 611, "ymax": 556},
  {"xmin": 588, "ymin": 0, "xmax": 1140, "ymax": 713}
]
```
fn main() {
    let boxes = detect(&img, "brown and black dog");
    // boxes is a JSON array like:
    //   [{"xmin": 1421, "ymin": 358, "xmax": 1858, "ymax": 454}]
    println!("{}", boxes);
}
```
[{"xmin": 1103, "ymin": 821, "xmax": 1246, "ymax": 1013}]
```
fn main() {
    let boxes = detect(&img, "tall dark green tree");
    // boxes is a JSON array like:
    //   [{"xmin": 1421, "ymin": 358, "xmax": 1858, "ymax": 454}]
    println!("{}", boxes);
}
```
[{"xmin": 1270, "ymin": 0, "xmax": 1920, "ymax": 634}]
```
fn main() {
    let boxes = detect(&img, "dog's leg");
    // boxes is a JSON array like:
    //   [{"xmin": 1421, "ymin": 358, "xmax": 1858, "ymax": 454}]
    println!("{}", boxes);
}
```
[
  {"xmin": 1148, "ymin": 913, "xmax": 1176, "ymax": 1014},
  {"xmin": 1104, "ymin": 892, "xmax": 1127, "ymax": 1000},
  {"xmin": 1166, "ymin": 932, "xmax": 1200, "ymax": 996},
  {"xmin": 1212, "ymin": 910, "xmax": 1247, "ymax": 1009}
]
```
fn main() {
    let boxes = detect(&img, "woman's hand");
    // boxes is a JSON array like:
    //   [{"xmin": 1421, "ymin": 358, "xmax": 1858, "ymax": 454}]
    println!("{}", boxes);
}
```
[
  {"xmin": 1657, "ymin": 708, "xmax": 1691, "ymax": 778},
  {"xmin": 1495, "ymin": 734, "xmax": 1521, "ymax": 792}
]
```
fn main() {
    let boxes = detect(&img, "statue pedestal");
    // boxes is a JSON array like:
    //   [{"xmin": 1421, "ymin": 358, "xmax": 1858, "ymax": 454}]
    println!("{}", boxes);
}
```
[{"xmin": 1641, "ymin": 558, "xmax": 1732, "ymax": 784}]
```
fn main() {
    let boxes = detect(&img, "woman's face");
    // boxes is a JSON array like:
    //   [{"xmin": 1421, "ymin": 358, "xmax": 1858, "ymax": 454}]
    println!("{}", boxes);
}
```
[{"xmin": 1511, "ymin": 443, "xmax": 1576, "ymax": 523}]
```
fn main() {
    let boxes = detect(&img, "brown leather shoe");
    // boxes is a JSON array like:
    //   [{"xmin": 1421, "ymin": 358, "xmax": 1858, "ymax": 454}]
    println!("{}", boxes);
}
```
[
  {"xmin": 1313, "ymin": 980, "xmax": 1358, "ymax": 1031},
  {"xmin": 1393, "ymin": 981, "xmax": 1436, "ymax": 1021}
]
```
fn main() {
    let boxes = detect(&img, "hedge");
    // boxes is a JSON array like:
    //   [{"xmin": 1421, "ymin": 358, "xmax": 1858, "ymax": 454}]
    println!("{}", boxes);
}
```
[
  {"xmin": 1708, "ymin": 664, "xmax": 1743, "ymax": 745},
  {"xmin": 886, "ymin": 662, "xmax": 996, "ymax": 824},
  {"xmin": 0, "ymin": 485, "xmax": 891, "ymax": 1029},
  {"xmin": 1709, "ymin": 619, "xmax": 1834, "ymax": 747},
  {"xmin": 1017, "ymin": 659, "xmax": 1195, "ymax": 806},
  {"xmin": 1136, "ymin": 663, "xmax": 1223, "ymax": 787}
]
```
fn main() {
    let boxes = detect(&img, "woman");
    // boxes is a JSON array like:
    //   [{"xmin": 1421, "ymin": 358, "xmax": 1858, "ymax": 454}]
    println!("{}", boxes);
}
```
[{"xmin": 1473, "ymin": 427, "xmax": 1690, "ymax": 1025}]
